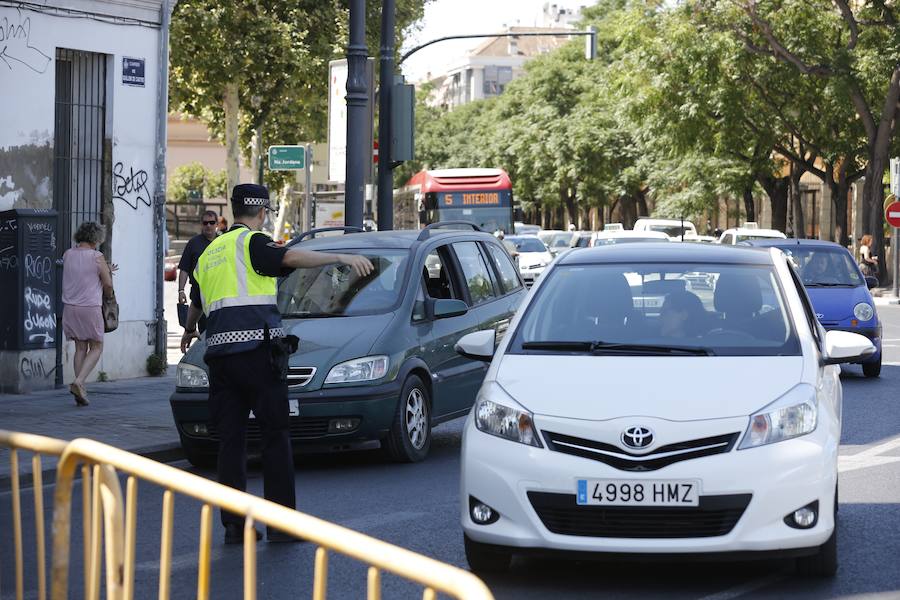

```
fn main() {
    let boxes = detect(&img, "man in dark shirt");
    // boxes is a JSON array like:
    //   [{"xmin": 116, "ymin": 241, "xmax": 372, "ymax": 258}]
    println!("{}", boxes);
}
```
[
  {"xmin": 180, "ymin": 184, "xmax": 372, "ymax": 544},
  {"xmin": 177, "ymin": 210, "xmax": 219, "ymax": 332}
]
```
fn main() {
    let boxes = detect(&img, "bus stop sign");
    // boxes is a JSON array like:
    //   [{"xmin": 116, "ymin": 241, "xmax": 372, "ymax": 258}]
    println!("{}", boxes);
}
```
[{"xmin": 886, "ymin": 200, "xmax": 900, "ymax": 228}]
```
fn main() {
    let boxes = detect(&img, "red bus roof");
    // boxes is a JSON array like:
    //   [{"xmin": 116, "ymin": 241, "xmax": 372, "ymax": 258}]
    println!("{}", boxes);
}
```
[{"xmin": 405, "ymin": 168, "xmax": 511, "ymax": 193}]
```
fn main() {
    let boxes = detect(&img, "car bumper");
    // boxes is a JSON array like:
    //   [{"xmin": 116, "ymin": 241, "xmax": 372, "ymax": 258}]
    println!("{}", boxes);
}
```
[
  {"xmin": 170, "ymin": 378, "xmax": 402, "ymax": 452},
  {"xmin": 461, "ymin": 415, "xmax": 837, "ymax": 556},
  {"xmin": 519, "ymin": 268, "xmax": 545, "ymax": 287}
]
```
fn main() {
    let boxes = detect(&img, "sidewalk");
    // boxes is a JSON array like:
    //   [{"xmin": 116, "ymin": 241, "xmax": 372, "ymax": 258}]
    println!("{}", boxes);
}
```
[{"xmin": 0, "ymin": 372, "xmax": 182, "ymax": 490}]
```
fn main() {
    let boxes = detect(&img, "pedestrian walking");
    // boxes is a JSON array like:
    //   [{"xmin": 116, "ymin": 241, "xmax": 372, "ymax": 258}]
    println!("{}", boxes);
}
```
[
  {"xmin": 62, "ymin": 221, "xmax": 117, "ymax": 406},
  {"xmin": 859, "ymin": 234, "xmax": 878, "ymax": 279},
  {"xmin": 217, "ymin": 215, "xmax": 228, "ymax": 234},
  {"xmin": 180, "ymin": 184, "xmax": 372, "ymax": 544},
  {"xmin": 177, "ymin": 210, "xmax": 219, "ymax": 333}
]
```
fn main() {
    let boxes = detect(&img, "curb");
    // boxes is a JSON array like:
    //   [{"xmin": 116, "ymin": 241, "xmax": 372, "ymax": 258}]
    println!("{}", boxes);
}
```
[{"xmin": 0, "ymin": 442, "xmax": 183, "ymax": 493}]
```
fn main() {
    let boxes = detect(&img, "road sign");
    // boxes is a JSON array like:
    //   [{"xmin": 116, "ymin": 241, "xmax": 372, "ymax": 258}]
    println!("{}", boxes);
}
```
[
  {"xmin": 891, "ymin": 158, "xmax": 900, "ymax": 196},
  {"xmin": 885, "ymin": 200, "xmax": 900, "ymax": 228},
  {"xmin": 268, "ymin": 145, "xmax": 305, "ymax": 170}
]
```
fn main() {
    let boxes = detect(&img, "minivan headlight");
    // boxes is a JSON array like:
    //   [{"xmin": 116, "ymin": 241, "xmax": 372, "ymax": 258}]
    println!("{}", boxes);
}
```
[
  {"xmin": 853, "ymin": 302, "xmax": 874, "ymax": 322},
  {"xmin": 176, "ymin": 363, "xmax": 209, "ymax": 388},
  {"xmin": 325, "ymin": 356, "xmax": 389, "ymax": 384},
  {"xmin": 739, "ymin": 384, "xmax": 817, "ymax": 449},
  {"xmin": 475, "ymin": 396, "xmax": 541, "ymax": 447}
]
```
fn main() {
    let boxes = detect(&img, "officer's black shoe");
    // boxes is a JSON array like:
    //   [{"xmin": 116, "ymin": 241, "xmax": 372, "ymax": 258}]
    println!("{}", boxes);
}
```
[
  {"xmin": 267, "ymin": 528, "xmax": 306, "ymax": 544},
  {"xmin": 224, "ymin": 523, "xmax": 262, "ymax": 545}
]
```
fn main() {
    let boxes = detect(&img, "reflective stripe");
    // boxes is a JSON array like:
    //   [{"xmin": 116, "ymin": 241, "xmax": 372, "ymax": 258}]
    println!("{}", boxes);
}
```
[
  {"xmin": 207, "ymin": 295, "xmax": 277, "ymax": 313},
  {"xmin": 206, "ymin": 327, "xmax": 285, "ymax": 347},
  {"xmin": 234, "ymin": 229, "xmax": 251, "ymax": 298}
]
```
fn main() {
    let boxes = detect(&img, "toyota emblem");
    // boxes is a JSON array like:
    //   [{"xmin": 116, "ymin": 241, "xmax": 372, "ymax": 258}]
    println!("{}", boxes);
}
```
[{"xmin": 621, "ymin": 426, "xmax": 654, "ymax": 449}]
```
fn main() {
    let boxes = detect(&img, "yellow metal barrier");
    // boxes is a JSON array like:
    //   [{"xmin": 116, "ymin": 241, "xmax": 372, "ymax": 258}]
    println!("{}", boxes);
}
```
[
  {"xmin": 3, "ymin": 433, "xmax": 497, "ymax": 600},
  {"xmin": 0, "ymin": 431, "xmax": 69, "ymax": 600}
]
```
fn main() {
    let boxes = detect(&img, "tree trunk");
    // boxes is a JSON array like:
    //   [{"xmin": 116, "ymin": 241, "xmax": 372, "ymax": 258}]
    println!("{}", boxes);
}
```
[
  {"xmin": 789, "ymin": 162, "xmax": 806, "ymax": 238},
  {"xmin": 759, "ymin": 174, "xmax": 789, "ymax": 233},
  {"xmin": 863, "ymin": 155, "xmax": 888, "ymax": 284},
  {"xmin": 742, "ymin": 183, "xmax": 755, "ymax": 222},
  {"xmin": 561, "ymin": 187, "xmax": 577, "ymax": 229},
  {"xmin": 825, "ymin": 163, "xmax": 851, "ymax": 247},
  {"xmin": 636, "ymin": 189, "xmax": 649, "ymax": 220},
  {"xmin": 273, "ymin": 181, "xmax": 294, "ymax": 241},
  {"xmin": 223, "ymin": 82, "xmax": 241, "ymax": 206}
]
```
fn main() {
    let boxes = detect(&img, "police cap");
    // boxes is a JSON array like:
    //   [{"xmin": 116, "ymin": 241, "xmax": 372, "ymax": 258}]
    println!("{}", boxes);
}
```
[{"xmin": 231, "ymin": 183, "xmax": 271, "ymax": 210}]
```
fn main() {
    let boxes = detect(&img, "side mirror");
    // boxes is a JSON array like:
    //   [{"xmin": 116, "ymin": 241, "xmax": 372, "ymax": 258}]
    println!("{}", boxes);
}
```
[
  {"xmin": 455, "ymin": 330, "xmax": 496, "ymax": 362},
  {"xmin": 865, "ymin": 276, "xmax": 878, "ymax": 289},
  {"xmin": 432, "ymin": 298, "xmax": 468, "ymax": 320},
  {"xmin": 823, "ymin": 330, "xmax": 875, "ymax": 365}
]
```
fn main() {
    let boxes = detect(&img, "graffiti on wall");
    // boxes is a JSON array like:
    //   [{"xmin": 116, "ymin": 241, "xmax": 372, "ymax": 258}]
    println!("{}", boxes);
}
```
[
  {"xmin": 20, "ymin": 355, "xmax": 53, "ymax": 381},
  {"xmin": 113, "ymin": 161, "xmax": 152, "ymax": 210},
  {"xmin": 0, "ymin": 8, "xmax": 51, "ymax": 74}
]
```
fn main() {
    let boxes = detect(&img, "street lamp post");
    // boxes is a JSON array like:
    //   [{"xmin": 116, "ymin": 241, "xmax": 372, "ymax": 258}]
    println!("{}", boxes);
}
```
[
  {"xmin": 344, "ymin": 0, "xmax": 368, "ymax": 229},
  {"xmin": 376, "ymin": 0, "xmax": 396, "ymax": 232}
]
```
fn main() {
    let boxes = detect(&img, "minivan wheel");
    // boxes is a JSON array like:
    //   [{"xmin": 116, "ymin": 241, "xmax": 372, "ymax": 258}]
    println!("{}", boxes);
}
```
[
  {"xmin": 464, "ymin": 535, "xmax": 512, "ymax": 573},
  {"xmin": 862, "ymin": 354, "xmax": 881, "ymax": 378},
  {"xmin": 384, "ymin": 375, "xmax": 432, "ymax": 462}
]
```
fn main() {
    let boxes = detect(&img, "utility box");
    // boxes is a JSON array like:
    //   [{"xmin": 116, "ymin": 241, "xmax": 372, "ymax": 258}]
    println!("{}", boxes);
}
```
[{"xmin": 0, "ymin": 209, "xmax": 58, "ymax": 351}]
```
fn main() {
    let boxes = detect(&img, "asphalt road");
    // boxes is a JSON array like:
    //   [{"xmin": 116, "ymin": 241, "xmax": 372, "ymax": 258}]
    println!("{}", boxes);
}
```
[{"xmin": 3, "ymin": 307, "xmax": 900, "ymax": 599}]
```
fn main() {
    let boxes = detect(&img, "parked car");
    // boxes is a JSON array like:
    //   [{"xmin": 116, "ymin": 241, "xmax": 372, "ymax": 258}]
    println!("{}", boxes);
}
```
[
  {"xmin": 633, "ymin": 218, "xmax": 698, "ymax": 240},
  {"xmin": 170, "ymin": 224, "xmax": 526, "ymax": 466},
  {"xmin": 743, "ymin": 239, "xmax": 882, "ymax": 377},
  {"xmin": 538, "ymin": 230, "xmax": 576, "ymax": 256},
  {"xmin": 456, "ymin": 242, "xmax": 873, "ymax": 575},
  {"xmin": 514, "ymin": 222, "xmax": 541, "ymax": 236},
  {"xmin": 504, "ymin": 235, "xmax": 553, "ymax": 287},
  {"xmin": 718, "ymin": 226, "xmax": 786, "ymax": 245},
  {"xmin": 588, "ymin": 230, "xmax": 670, "ymax": 246}
]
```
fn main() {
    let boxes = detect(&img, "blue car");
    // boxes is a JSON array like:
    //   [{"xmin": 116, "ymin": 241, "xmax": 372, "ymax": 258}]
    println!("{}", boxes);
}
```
[{"xmin": 743, "ymin": 239, "xmax": 882, "ymax": 377}]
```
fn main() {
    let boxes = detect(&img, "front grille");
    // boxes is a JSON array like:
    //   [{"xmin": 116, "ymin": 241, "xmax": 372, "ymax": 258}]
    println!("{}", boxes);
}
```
[
  {"xmin": 528, "ymin": 492, "xmax": 751, "ymax": 538},
  {"xmin": 542, "ymin": 431, "xmax": 740, "ymax": 472},
  {"xmin": 206, "ymin": 417, "xmax": 331, "ymax": 441},
  {"xmin": 288, "ymin": 367, "xmax": 316, "ymax": 388}
]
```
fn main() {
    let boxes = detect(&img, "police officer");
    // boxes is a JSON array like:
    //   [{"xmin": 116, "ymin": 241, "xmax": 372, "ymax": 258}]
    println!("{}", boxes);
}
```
[{"xmin": 181, "ymin": 184, "xmax": 372, "ymax": 543}]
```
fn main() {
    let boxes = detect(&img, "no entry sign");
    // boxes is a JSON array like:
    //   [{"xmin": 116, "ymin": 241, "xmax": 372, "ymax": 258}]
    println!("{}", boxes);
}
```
[{"xmin": 885, "ymin": 200, "xmax": 900, "ymax": 228}]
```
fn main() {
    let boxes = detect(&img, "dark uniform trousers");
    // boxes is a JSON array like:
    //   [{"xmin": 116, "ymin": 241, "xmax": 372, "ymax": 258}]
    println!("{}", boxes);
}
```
[{"xmin": 207, "ymin": 344, "xmax": 296, "ymax": 526}]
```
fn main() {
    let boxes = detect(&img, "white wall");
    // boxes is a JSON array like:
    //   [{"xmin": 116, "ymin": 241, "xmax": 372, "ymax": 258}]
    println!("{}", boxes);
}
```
[{"xmin": 0, "ymin": 3, "xmax": 162, "ymax": 385}]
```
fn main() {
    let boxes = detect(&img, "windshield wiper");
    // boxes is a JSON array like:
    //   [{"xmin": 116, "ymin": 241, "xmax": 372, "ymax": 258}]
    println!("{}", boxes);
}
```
[
  {"xmin": 521, "ymin": 340, "xmax": 713, "ymax": 356},
  {"xmin": 281, "ymin": 312, "xmax": 337, "ymax": 318},
  {"xmin": 805, "ymin": 282, "xmax": 855, "ymax": 288}
]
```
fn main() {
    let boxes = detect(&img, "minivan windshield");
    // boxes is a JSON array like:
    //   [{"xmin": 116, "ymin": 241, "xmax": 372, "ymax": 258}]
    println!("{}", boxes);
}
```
[
  {"xmin": 510, "ymin": 262, "xmax": 800, "ymax": 356},
  {"xmin": 506, "ymin": 236, "xmax": 547, "ymax": 253},
  {"xmin": 277, "ymin": 249, "xmax": 409, "ymax": 317},
  {"xmin": 775, "ymin": 246, "xmax": 863, "ymax": 287}
]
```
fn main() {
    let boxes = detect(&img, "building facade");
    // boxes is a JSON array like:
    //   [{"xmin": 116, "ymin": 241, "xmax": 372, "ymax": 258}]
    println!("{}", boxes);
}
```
[{"xmin": 0, "ymin": 1, "xmax": 168, "ymax": 393}]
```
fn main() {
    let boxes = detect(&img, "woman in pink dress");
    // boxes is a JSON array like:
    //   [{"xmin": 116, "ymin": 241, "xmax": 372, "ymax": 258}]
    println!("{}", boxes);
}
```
[{"xmin": 62, "ymin": 222, "xmax": 117, "ymax": 406}]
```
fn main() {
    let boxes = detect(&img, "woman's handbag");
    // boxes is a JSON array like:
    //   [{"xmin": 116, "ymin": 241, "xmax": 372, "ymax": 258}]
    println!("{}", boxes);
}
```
[{"xmin": 102, "ymin": 290, "xmax": 119, "ymax": 333}]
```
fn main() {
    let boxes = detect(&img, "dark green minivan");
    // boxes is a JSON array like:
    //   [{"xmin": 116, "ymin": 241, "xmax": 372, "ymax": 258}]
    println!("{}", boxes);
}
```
[{"xmin": 170, "ymin": 224, "xmax": 526, "ymax": 465}]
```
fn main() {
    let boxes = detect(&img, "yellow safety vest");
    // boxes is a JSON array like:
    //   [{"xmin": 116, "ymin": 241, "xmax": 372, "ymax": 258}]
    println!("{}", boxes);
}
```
[{"xmin": 193, "ymin": 226, "xmax": 283, "ymax": 357}]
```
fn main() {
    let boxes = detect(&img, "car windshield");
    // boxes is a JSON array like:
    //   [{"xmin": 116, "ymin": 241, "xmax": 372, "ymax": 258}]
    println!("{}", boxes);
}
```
[
  {"xmin": 594, "ymin": 236, "xmax": 668, "ymax": 245},
  {"xmin": 648, "ymin": 225, "xmax": 693, "ymax": 237},
  {"xmin": 277, "ymin": 249, "xmax": 409, "ymax": 317},
  {"xmin": 778, "ymin": 246, "xmax": 863, "ymax": 287},
  {"xmin": 507, "ymin": 237, "xmax": 547, "ymax": 252},
  {"xmin": 510, "ymin": 262, "xmax": 799, "ymax": 357},
  {"xmin": 737, "ymin": 234, "xmax": 780, "ymax": 242}
]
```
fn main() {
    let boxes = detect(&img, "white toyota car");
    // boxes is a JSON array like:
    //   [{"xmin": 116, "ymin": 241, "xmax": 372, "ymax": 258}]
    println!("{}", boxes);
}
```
[{"xmin": 456, "ymin": 243, "xmax": 873, "ymax": 576}]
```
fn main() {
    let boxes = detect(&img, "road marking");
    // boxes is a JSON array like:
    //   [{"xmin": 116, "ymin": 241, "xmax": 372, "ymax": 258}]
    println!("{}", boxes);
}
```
[
  {"xmin": 695, "ymin": 574, "xmax": 785, "ymax": 600},
  {"xmin": 839, "ymin": 437, "xmax": 900, "ymax": 473}
]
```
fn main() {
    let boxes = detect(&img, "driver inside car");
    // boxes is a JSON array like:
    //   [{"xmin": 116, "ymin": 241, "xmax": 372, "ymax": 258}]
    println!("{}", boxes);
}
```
[{"xmin": 659, "ymin": 290, "xmax": 707, "ymax": 339}]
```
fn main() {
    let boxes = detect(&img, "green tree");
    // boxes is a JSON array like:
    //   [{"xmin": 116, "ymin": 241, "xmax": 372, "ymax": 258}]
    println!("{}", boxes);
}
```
[{"xmin": 167, "ymin": 162, "xmax": 227, "ymax": 203}]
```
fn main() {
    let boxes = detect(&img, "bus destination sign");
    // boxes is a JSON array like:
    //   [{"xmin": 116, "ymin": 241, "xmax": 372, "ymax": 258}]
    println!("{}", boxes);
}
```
[{"xmin": 437, "ymin": 191, "xmax": 509, "ymax": 207}]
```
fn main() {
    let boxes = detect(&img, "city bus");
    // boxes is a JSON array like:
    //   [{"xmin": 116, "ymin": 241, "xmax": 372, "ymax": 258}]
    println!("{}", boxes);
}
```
[{"xmin": 393, "ymin": 168, "xmax": 515, "ymax": 233}]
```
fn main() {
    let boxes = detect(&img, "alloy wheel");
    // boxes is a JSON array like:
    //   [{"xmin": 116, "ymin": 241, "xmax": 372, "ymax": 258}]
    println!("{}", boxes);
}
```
[{"xmin": 405, "ymin": 388, "xmax": 427, "ymax": 449}]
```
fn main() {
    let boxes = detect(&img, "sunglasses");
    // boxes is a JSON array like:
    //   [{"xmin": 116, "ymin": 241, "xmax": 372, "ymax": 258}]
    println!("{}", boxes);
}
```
[{"xmin": 202, "ymin": 220, "xmax": 217, "ymax": 225}]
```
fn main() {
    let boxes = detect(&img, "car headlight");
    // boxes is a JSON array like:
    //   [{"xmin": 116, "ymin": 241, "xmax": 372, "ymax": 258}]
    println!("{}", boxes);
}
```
[
  {"xmin": 474, "ymin": 388, "xmax": 541, "ymax": 447},
  {"xmin": 738, "ymin": 384, "xmax": 817, "ymax": 450},
  {"xmin": 324, "ymin": 355, "xmax": 389, "ymax": 384},
  {"xmin": 853, "ymin": 302, "xmax": 874, "ymax": 322},
  {"xmin": 176, "ymin": 363, "xmax": 209, "ymax": 388}
]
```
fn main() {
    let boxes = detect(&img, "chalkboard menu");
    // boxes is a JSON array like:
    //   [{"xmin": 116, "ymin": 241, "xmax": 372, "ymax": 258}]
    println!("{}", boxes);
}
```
[{"xmin": 0, "ymin": 209, "xmax": 58, "ymax": 350}]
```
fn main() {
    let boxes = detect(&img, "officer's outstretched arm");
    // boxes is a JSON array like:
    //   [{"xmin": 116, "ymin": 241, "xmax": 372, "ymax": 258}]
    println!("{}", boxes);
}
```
[{"xmin": 282, "ymin": 248, "xmax": 374, "ymax": 276}]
